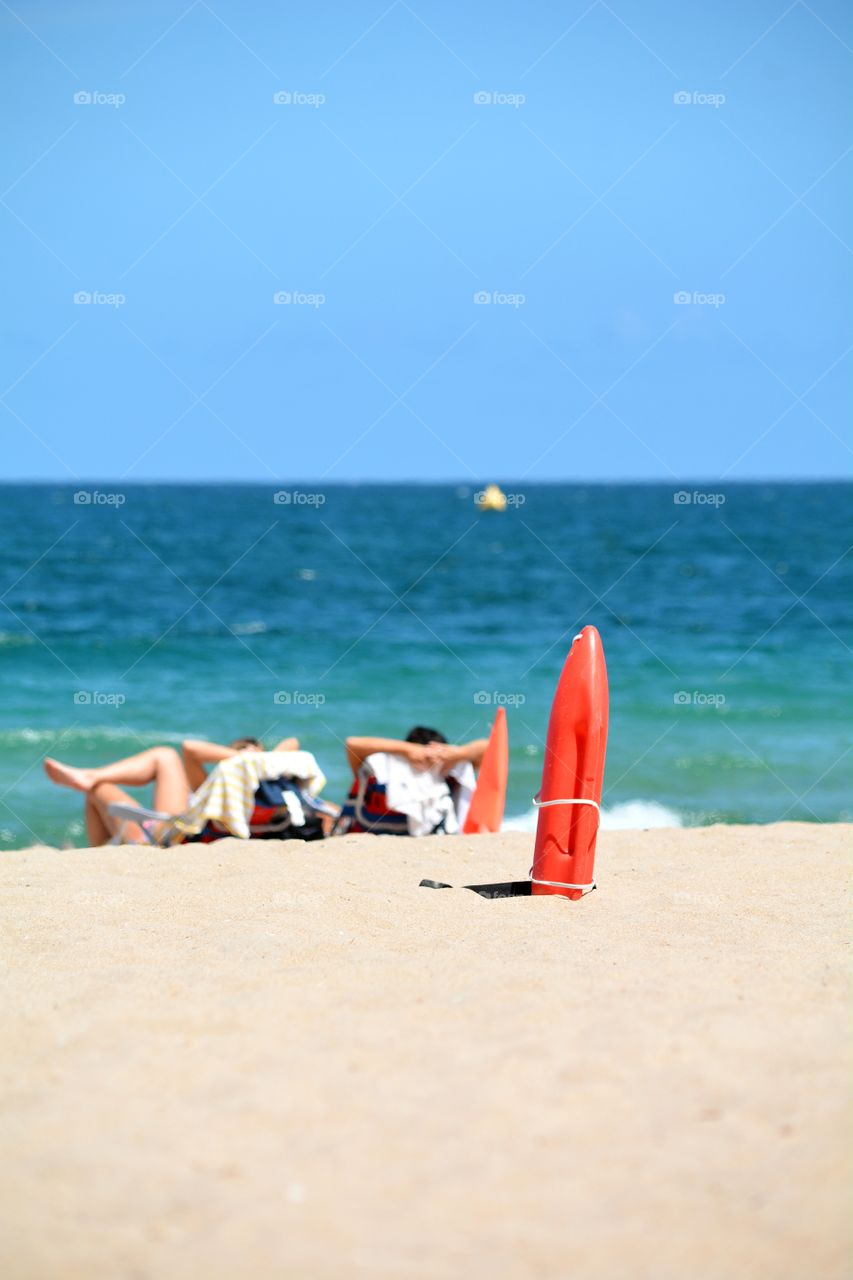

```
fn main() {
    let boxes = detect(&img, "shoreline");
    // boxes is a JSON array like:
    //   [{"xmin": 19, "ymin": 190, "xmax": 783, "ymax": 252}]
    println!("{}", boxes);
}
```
[{"xmin": 2, "ymin": 822, "xmax": 850, "ymax": 1279}]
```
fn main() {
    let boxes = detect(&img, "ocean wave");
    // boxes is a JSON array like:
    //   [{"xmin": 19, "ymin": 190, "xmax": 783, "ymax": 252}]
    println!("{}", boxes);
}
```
[
  {"xmin": 231, "ymin": 620, "xmax": 268, "ymax": 635},
  {"xmin": 0, "ymin": 727, "xmax": 185, "ymax": 747},
  {"xmin": 503, "ymin": 799, "xmax": 683, "ymax": 833}
]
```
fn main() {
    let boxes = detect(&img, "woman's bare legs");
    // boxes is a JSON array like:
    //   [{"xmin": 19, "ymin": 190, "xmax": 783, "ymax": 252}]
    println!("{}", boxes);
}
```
[
  {"xmin": 44, "ymin": 746, "xmax": 190, "ymax": 810},
  {"xmin": 45, "ymin": 748, "xmax": 191, "ymax": 847},
  {"xmin": 45, "ymin": 748, "xmax": 190, "ymax": 847},
  {"xmin": 85, "ymin": 783, "xmax": 146, "ymax": 845}
]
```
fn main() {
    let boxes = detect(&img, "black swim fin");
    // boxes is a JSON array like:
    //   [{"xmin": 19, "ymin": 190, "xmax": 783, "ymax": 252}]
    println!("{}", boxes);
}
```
[{"xmin": 419, "ymin": 878, "xmax": 532, "ymax": 898}]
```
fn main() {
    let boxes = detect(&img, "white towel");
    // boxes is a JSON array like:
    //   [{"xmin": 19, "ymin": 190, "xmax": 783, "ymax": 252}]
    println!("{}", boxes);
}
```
[
  {"xmin": 446, "ymin": 759, "xmax": 476, "ymax": 830},
  {"xmin": 365, "ymin": 753, "xmax": 475, "ymax": 837}
]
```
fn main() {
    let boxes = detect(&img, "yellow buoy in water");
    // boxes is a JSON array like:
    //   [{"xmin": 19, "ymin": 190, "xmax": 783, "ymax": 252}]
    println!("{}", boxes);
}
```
[{"xmin": 475, "ymin": 484, "xmax": 507, "ymax": 512}]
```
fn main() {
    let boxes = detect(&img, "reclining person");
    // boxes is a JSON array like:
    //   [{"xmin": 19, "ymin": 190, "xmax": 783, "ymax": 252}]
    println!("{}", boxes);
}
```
[
  {"xmin": 336, "ymin": 726, "xmax": 488, "ymax": 836},
  {"xmin": 43, "ymin": 734, "xmax": 298, "ymax": 846}
]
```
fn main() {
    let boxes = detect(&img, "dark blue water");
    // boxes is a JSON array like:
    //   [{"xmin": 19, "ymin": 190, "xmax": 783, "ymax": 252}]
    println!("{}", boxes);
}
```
[{"xmin": 1, "ymin": 482, "xmax": 850, "ymax": 847}]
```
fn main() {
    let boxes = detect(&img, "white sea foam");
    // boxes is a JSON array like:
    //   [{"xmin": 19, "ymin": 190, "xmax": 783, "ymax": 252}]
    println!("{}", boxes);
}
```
[
  {"xmin": 599, "ymin": 800, "xmax": 684, "ymax": 830},
  {"xmin": 503, "ymin": 799, "xmax": 684, "ymax": 833},
  {"xmin": 0, "ymin": 727, "xmax": 184, "ymax": 747},
  {"xmin": 232, "ymin": 620, "xmax": 267, "ymax": 634}
]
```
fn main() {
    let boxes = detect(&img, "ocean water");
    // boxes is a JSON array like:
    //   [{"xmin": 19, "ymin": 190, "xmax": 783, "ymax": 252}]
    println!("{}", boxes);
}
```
[{"xmin": 1, "ymin": 482, "xmax": 850, "ymax": 849}]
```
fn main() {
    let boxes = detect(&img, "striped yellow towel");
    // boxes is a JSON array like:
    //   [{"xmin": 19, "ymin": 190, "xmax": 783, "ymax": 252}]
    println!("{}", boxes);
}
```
[{"xmin": 174, "ymin": 750, "xmax": 327, "ymax": 841}]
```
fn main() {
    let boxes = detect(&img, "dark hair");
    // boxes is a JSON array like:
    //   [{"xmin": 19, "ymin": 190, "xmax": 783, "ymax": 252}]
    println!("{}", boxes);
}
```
[
  {"xmin": 229, "ymin": 736, "xmax": 263, "ymax": 750},
  {"xmin": 405, "ymin": 726, "xmax": 447, "ymax": 745}
]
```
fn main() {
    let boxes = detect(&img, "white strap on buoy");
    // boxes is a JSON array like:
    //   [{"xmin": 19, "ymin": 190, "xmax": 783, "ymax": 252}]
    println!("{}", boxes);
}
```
[
  {"xmin": 532, "ymin": 793, "xmax": 596, "ymax": 824},
  {"xmin": 529, "ymin": 874, "xmax": 596, "ymax": 892},
  {"xmin": 532, "ymin": 795, "xmax": 600, "ymax": 817},
  {"xmin": 529, "ymin": 793, "xmax": 600, "ymax": 893}
]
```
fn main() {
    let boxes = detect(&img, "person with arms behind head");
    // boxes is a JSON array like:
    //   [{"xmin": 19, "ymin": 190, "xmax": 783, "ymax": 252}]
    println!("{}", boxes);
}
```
[{"xmin": 336, "ymin": 726, "xmax": 487, "ymax": 836}]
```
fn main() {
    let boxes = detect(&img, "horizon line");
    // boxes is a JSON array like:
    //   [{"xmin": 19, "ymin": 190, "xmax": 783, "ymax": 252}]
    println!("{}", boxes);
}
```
[{"xmin": 1, "ymin": 477, "xmax": 849, "ymax": 487}]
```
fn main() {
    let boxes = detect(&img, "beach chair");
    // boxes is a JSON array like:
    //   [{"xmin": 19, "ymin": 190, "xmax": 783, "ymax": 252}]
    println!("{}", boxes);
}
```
[
  {"xmin": 107, "ymin": 752, "xmax": 338, "ymax": 846},
  {"xmin": 332, "ymin": 752, "xmax": 474, "ymax": 836},
  {"xmin": 332, "ymin": 758, "xmax": 412, "ymax": 835}
]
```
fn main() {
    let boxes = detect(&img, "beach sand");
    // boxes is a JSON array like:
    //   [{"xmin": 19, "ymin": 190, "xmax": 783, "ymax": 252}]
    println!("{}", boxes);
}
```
[{"xmin": 1, "ymin": 823, "xmax": 849, "ymax": 1280}]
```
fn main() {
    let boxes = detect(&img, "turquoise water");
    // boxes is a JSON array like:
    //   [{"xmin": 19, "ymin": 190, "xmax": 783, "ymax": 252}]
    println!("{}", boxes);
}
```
[{"xmin": 1, "ymin": 482, "xmax": 850, "ymax": 848}]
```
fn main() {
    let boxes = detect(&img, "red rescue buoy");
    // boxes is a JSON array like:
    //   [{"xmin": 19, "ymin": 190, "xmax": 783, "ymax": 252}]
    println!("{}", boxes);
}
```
[
  {"xmin": 463, "ymin": 706, "xmax": 508, "ymax": 834},
  {"xmin": 531, "ymin": 626, "xmax": 609, "ymax": 899}
]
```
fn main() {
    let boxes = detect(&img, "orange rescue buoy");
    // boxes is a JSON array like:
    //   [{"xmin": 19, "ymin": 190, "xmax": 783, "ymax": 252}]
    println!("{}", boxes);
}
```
[
  {"xmin": 463, "ymin": 706, "xmax": 509, "ymax": 834},
  {"xmin": 531, "ymin": 626, "xmax": 608, "ymax": 899}
]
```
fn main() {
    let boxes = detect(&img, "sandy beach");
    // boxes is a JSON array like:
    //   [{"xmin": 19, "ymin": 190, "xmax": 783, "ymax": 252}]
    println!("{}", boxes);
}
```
[{"xmin": 1, "ymin": 822, "xmax": 849, "ymax": 1280}]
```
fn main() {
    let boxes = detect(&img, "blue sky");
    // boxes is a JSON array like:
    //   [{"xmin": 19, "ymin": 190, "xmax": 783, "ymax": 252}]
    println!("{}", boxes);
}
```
[{"xmin": 1, "ymin": 0, "xmax": 850, "ymax": 481}]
